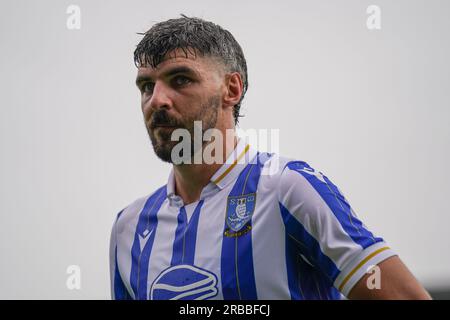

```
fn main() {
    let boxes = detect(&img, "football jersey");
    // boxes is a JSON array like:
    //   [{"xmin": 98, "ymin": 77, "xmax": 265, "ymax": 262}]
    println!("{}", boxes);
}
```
[{"xmin": 109, "ymin": 139, "xmax": 396, "ymax": 300}]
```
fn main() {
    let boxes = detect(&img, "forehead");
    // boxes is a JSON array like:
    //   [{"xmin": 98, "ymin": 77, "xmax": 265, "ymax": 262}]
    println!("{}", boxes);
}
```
[{"xmin": 136, "ymin": 48, "xmax": 222, "ymax": 79}]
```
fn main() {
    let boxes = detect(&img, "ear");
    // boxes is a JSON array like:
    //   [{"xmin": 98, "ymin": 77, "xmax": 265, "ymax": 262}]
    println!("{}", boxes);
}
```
[{"xmin": 222, "ymin": 72, "xmax": 243, "ymax": 109}]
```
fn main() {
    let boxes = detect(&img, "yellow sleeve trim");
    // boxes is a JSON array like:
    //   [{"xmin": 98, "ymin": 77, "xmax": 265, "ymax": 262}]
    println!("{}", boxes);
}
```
[{"xmin": 338, "ymin": 246, "xmax": 390, "ymax": 292}]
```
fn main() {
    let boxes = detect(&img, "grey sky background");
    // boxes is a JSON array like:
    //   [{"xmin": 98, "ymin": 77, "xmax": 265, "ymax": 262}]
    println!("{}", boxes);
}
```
[{"xmin": 0, "ymin": 0, "xmax": 449, "ymax": 299}]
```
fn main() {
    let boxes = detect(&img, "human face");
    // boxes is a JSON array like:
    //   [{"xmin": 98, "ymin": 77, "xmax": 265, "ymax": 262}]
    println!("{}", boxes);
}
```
[{"xmin": 135, "ymin": 49, "xmax": 225, "ymax": 163}]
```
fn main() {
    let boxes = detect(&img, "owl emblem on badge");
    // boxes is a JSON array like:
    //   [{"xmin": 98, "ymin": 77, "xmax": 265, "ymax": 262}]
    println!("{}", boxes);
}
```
[
  {"xmin": 235, "ymin": 198, "xmax": 247, "ymax": 218},
  {"xmin": 226, "ymin": 193, "xmax": 256, "ymax": 232}
]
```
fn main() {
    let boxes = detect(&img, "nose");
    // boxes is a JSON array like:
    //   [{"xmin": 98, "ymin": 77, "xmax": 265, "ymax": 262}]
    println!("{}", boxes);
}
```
[{"xmin": 142, "ymin": 81, "xmax": 173, "ymax": 119}]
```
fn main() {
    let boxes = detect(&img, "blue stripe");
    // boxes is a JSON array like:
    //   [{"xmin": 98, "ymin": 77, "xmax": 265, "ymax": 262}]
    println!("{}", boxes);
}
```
[
  {"xmin": 114, "ymin": 245, "xmax": 132, "ymax": 300},
  {"xmin": 171, "ymin": 200, "xmax": 204, "ymax": 265},
  {"xmin": 129, "ymin": 186, "xmax": 166, "ymax": 300},
  {"xmin": 171, "ymin": 207, "xmax": 187, "ymax": 266},
  {"xmin": 221, "ymin": 153, "xmax": 271, "ymax": 300},
  {"xmin": 297, "ymin": 256, "xmax": 319, "ymax": 299},
  {"xmin": 286, "ymin": 161, "xmax": 383, "ymax": 249},
  {"xmin": 297, "ymin": 257, "xmax": 327, "ymax": 300},
  {"xmin": 279, "ymin": 202, "xmax": 340, "ymax": 283},
  {"xmin": 183, "ymin": 200, "xmax": 204, "ymax": 264},
  {"xmin": 286, "ymin": 238, "xmax": 341, "ymax": 300},
  {"xmin": 285, "ymin": 236, "xmax": 303, "ymax": 300},
  {"xmin": 329, "ymin": 285, "xmax": 342, "ymax": 299},
  {"xmin": 117, "ymin": 208, "xmax": 125, "ymax": 220}
]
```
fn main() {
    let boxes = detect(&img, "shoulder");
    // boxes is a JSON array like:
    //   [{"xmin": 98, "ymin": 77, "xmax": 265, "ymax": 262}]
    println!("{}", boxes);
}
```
[
  {"xmin": 258, "ymin": 154, "xmax": 344, "ymax": 208},
  {"xmin": 113, "ymin": 185, "xmax": 167, "ymax": 230},
  {"xmin": 258, "ymin": 153, "xmax": 326, "ymax": 191},
  {"xmin": 278, "ymin": 159, "xmax": 331, "ymax": 193}
]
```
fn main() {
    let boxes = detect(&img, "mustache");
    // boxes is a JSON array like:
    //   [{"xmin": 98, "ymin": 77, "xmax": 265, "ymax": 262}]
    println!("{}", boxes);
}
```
[{"xmin": 149, "ymin": 110, "xmax": 183, "ymax": 129}]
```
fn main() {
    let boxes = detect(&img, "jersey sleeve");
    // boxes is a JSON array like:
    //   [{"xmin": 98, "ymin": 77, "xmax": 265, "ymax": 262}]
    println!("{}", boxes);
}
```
[
  {"xmin": 109, "ymin": 209, "xmax": 133, "ymax": 300},
  {"xmin": 277, "ymin": 160, "xmax": 397, "ymax": 297}
]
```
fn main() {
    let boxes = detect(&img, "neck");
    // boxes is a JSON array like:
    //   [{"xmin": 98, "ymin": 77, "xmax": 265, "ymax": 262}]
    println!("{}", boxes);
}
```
[{"xmin": 173, "ymin": 130, "xmax": 237, "ymax": 205}]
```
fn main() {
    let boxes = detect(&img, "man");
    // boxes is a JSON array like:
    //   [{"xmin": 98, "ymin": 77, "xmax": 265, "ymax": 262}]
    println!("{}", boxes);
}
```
[{"xmin": 109, "ymin": 15, "xmax": 431, "ymax": 300}]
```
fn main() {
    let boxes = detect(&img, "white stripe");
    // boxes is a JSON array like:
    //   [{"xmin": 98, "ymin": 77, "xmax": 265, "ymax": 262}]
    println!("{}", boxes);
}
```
[
  {"xmin": 252, "ymin": 157, "xmax": 292, "ymax": 299},
  {"xmin": 171, "ymin": 286, "xmax": 217, "ymax": 300},
  {"xmin": 116, "ymin": 195, "xmax": 148, "ymax": 299},
  {"xmin": 109, "ymin": 218, "xmax": 117, "ymax": 299},
  {"xmin": 146, "ymin": 200, "xmax": 178, "ymax": 295},
  {"xmin": 153, "ymin": 278, "xmax": 212, "ymax": 292},
  {"xmin": 194, "ymin": 196, "xmax": 228, "ymax": 300}
]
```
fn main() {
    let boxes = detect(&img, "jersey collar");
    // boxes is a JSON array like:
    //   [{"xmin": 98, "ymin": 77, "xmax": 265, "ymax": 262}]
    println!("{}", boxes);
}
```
[{"xmin": 210, "ymin": 137, "xmax": 257, "ymax": 190}]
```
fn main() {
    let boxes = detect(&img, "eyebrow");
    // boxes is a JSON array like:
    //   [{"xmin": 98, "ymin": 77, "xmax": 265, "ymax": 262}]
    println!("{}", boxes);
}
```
[{"xmin": 135, "ymin": 66, "xmax": 198, "ymax": 87}]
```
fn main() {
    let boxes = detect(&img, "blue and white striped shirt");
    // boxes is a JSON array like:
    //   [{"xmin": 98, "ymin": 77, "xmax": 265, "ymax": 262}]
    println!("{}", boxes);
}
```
[{"xmin": 110, "ymin": 139, "xmax": 396, "ymax": 300}]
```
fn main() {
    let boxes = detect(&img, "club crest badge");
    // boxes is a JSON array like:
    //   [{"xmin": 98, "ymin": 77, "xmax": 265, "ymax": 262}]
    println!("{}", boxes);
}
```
[{"xmin": 226, "ymin": 193, "xmax": 256, "ymax": 232}]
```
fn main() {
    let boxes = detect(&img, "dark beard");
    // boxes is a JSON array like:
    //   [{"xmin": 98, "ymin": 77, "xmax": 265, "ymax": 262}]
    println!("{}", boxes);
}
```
[{"xmin": 146, "ymin": 94, "xmax": 220, "ymax": 163}]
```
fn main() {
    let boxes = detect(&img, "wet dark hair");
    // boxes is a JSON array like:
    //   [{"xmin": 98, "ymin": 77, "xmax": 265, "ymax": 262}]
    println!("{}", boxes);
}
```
[{"xmin": 134, "ymin": 14, "xmax": 248, "ymax": 124}]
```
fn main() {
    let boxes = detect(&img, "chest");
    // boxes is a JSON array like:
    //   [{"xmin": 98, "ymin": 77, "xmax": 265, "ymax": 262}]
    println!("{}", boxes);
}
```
[{"xmin": 118, "ymin": 188, "xmax": 288, "ymax": 299}]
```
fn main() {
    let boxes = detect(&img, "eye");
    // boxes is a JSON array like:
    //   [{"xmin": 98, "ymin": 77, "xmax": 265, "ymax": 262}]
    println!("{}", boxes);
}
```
[
  {"xmin": 142, "ymin": 82, "xmax": 154, "ymax": 94},
  {"xmin": 172, "ymin": 75, "xmax": 191, "ymax": 87}
]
